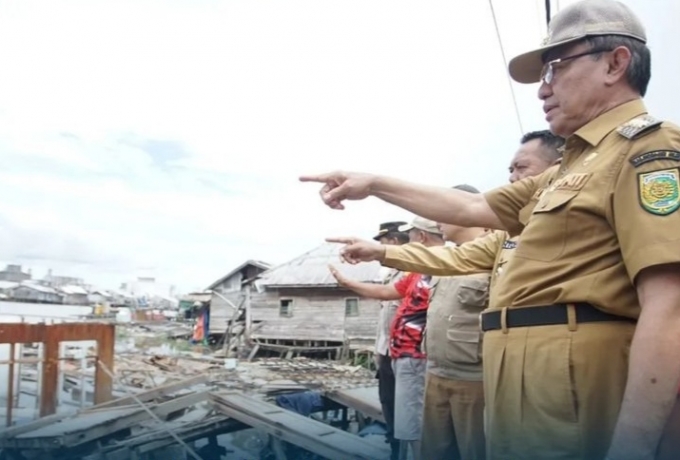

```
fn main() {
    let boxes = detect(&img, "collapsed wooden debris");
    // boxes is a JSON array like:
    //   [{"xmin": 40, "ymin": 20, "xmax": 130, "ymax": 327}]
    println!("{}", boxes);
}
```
[
  {"xmin": 211, "ymin": 392, "xmax": 389, "ymax": 460},
  {"xmin": 0, "ymin": 356, "xmax": 388, "ymax": 460}
]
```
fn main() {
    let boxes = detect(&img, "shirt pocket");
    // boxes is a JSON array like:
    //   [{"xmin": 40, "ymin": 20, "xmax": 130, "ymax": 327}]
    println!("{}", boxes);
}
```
[
  {"xmin": 444, "ymin": 327, "xmax": 482, "ymax": 365},
  {"xmin": 516, "ymin": 189, "xmax": 580, "ymax": 262},
  {"xmin": 456, "ymin": 278, "xmax": 489, "ymax": 308}
]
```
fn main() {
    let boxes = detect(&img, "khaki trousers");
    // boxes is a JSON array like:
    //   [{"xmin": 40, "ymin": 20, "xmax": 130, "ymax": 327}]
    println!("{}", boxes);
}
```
[
  {"xmin": 483, "ymin": 321, "xmax": 635, "ymax": 460},
  {"xmin": 420, "ymin": 373, "xmax": 486, "ymax": 460}
]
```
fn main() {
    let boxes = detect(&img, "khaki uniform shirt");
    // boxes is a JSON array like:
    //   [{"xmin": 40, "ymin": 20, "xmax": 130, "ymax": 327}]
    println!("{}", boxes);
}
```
[
  {"xmin": 483, "ymin": 99, "xmax": 680, "ymax": 316},
  {"xmin": 425, "ymin": 274, "xmax": 490, "ymax": 381},
  {"xmin": 375, "ymin": 267, "xmax": 403, "ymax": 356},
  {"xmin": 383, "ymin": 230, "xmax": 519, "ymax": 309}
]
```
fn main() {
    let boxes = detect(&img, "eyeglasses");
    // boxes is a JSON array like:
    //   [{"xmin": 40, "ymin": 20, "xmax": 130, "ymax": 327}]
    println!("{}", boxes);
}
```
[{"xmin": 540, "ymin": 48, "xmax": 612, "ymax": 85}]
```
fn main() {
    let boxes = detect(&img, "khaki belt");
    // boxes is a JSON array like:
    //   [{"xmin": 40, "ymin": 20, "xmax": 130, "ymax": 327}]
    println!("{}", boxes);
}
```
[{"xmin": 480, "ymin": 303, "xmax": 635, "ymax": 332}]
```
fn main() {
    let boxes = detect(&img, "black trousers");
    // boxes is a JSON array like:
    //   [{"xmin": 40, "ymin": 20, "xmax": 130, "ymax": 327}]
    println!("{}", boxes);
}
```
[{"xmin": 377, "ymin": 353, "xmax": 396, "ymax": 441}]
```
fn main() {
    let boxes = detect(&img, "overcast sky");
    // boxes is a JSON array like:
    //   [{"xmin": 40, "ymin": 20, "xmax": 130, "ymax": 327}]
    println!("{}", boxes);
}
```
[{"xmin": 0, "ymin": 0, "xmax": 677, "ymax": 293}]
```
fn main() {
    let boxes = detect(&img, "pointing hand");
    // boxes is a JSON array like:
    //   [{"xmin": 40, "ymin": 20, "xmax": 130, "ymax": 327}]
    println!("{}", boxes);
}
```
[
  {"xmin": 299, "ymin": 171, "xmax": 375, "ymax": 210},
  {"xmin": 326, "ymin": 237, "xmax": 386, "ymax": 264}
]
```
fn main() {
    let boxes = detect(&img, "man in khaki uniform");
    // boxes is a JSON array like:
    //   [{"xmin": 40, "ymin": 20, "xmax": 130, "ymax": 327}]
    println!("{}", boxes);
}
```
[{"xmin": 300, "ymin": 1, "xmax": 680, "ymax": 458}]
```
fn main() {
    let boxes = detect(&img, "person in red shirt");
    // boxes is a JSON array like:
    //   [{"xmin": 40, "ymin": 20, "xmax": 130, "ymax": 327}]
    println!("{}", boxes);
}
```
[{"xmin": 328, "ymin": 216, "xmax": 444, "ymax": 460}]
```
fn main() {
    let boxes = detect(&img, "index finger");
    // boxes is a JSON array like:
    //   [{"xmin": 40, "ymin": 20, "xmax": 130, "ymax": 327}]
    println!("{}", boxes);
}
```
[
  {"xmin": 326, "ymin": 237, "xmax": 356, "ymax": 244},
  {"xmin": 299, "ymin": 174, "xmax": 329, "ymax": 183}
]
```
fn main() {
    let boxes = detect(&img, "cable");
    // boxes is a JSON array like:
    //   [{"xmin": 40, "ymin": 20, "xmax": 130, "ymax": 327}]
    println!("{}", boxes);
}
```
[
  {"xmin": 487, "ymin": 0, "xmax": 525, "ymax": 136},
  {"xmin": 545, "ymin": 0, "xmax": 552, "ymax": 26},
  {"xmin": 96, "ymin": 359, "xmax": 203, "ymax": 460}
]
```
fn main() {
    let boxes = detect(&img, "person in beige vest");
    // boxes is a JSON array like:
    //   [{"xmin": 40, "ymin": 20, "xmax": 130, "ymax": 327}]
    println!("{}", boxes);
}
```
[{"xmin": 421, "ymin": 184, "xmax": 490, "ymax": 460}]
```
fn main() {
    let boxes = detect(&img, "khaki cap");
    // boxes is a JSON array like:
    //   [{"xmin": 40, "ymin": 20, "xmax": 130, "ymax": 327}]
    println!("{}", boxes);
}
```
[
  {"xmin": 509, "ymin": 0, "xmax": 646, "ymax": 84},
  {"xmin": 399, "ymin": 216, "xmax": 442, "ymax": 235}
]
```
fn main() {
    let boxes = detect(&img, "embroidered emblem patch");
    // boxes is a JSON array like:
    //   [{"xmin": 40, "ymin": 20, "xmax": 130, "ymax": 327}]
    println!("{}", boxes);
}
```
[
  {"xmin": 502, "ymin": 240, "xmax": 517, "ymax": 250},
  {"xmin": 630, "ymin": 150, "xmax": 680, "ymax": 168},
  {"xmin": 638, "ymin": 169, "xmax": 680, "ymax": 215}
]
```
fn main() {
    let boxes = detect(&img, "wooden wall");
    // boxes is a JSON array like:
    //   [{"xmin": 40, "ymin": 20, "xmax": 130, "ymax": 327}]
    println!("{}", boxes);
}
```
[
  {"xmin": 209, "ymin": 291, "xmax": 241, "ymax": 334},
  {"xmin": 249, "ymin": 287, "xmax": 380, "ymax": 345}
]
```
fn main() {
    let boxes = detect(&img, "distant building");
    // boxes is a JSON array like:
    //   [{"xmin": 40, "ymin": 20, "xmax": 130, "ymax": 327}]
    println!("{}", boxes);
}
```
[
  {"xmin": 250, "ymin": 243, "xmax": 384, "ymax": 350},
  {"xmin": 43, "ymin": 269, "xmax": 84, "ymax": 288},
  {"xmin": 121, "ymin": 277, "xmax": 178, "ymax": 309},
  {"xmin": 0, "ymin": 265, "xmax": 31, "ymax": 283},
  {"xmin": 11, "ymin": 282, "xmax": 62, "ymax": 304},
  {"xmin": 206, "ymin": 260, "xmax": 271, "ymax": 334},
  {"xmin": 59, "ymin": 285, "xmax": 90, "ymax": 305},
  {"xmin": 0, "ymin": 281, "xmax": 18, "ymax": 300}
]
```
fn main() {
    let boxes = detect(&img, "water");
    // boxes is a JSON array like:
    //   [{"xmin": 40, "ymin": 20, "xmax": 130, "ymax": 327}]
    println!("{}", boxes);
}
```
[{"xmin": 0, "ymin": 301, "xmax": 93, "ymax": 323}]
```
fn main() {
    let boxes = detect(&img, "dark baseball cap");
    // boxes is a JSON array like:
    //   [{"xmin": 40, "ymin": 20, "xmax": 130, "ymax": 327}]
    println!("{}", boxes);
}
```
[{"xmin": 372, "ymin": 221, "xmax": 408, "ymax": 241}]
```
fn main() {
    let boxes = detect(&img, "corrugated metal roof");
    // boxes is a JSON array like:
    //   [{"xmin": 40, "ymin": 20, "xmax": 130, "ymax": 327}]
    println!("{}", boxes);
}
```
[
  {"xmin": 207, "ymin": 260, "xmax": 272, "ymax": 290},
  {"xmin": 19, "ymin": 282, "xmax": 59, "ymax": 294},
  {"xmin": 0, "ymin": 281, "xmax": 19, "ymax": 290},
  {"xmin": 256, "ymin": 242, "xmax": 383, "ymax": 288},
  {"xmin": 59, "ymin": 285, "xmax": 88, "ymax": 295}
]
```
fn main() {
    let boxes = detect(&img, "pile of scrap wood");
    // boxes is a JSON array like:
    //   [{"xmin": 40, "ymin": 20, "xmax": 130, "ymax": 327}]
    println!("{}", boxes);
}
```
[{"xmin": 0, "ymin": 375, "xmax": 239, "ymax": 460}]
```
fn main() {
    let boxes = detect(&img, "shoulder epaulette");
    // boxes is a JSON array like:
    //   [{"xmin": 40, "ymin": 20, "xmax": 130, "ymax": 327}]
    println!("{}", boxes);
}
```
[{"xmin": 616, "ymin": 115, "xmax": 663, "ymax": 140}]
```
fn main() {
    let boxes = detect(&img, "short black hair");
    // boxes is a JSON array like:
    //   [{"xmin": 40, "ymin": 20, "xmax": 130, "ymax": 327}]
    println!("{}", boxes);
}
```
[
  {"xmin": 585, "ymin": 35, "xmax": 651, "ymax": 97},
  {"xmin": 383, "ymin": 231, "xmax": 409, "ymax": 244},
  {"xmin": 520, "ymin": 130, "xmax": 564, "ymax": 162}
]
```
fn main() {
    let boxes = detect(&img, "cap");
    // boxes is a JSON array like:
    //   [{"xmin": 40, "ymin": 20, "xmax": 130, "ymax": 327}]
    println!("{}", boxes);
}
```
[
  {"xmin": 372, "ymin": 221, "xmax": 408, "ymax": 241},
  {"xmin": 452, "ymin": 184, "xmax": 480, "ymax": 194},
  {"xmin": 508, "ymin": 0, "xmax": 646, "ymax": 84},
  {"xmin": 398, "ymin": 216, "xmax": 443, "ymax": 235}
]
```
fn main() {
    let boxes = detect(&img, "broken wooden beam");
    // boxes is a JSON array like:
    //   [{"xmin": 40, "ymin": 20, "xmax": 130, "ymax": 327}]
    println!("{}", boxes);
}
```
[
  {"xmin": 210, "ymin": 392, "xmax": 389, "ymax": 460},
  {"xmin": 325, "ymin": 386, "xmax": 384, "ymax": 423},
  {"xmin": 2, "ymin": 391, "xmax": 211, "ymax": 450}
]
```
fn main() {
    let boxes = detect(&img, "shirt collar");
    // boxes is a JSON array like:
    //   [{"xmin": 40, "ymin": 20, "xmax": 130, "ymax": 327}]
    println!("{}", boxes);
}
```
[{"xmin": 574, "ymin": 99, "xmax": 648, "ymax": 147}]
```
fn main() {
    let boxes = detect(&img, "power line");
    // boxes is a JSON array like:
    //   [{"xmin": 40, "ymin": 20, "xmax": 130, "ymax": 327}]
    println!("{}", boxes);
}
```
[{"xmin": 487, "ymin": 0, "xmax": 525, "ymax": 136}]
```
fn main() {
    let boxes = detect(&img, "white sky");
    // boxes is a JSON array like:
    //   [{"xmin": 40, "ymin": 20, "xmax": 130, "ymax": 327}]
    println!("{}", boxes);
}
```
[{"xmin": 0, "ymin": 0, "xmax": 677, "ymax": 293}]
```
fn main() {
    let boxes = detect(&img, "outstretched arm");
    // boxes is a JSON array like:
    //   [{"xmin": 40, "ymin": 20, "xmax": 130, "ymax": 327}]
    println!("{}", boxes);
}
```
[
  {"xmin": 300, "ymin": 171, "xmax": 504, "ymax": 228},
  {"xmin": 328, "ymin": 264, "xmax": 402, "ymax": 301},
  {"xmin": 370, "ymin": 176, "xmax": 503, "ymax": 228},
  {"xmin": 325, "ymin": 232, "xmax": 502, "ymax": 276}
]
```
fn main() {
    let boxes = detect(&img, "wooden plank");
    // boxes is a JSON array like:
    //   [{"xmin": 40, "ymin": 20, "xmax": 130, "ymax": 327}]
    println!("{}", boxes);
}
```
[
  {"xmin": 82, "ymin": 374, "xmax": 209, "ymax": 412},
  {"xmin": 211, "ymin": 392, "xmax": 388, "ymax": 460},
  {"xmin": 134, "ymin": 417, "xmax": 246, "ymax": 455},
  {"xmin": 40, "ymin": 333, "xmax": 59, "ymax": 417},
  {"xmin": 7, "ymin": 392, "xmax": 211, "ymax": 450},
  {"xmin": 94, "ymin": 325, "xmax": 114, "ymax": 405},
  {"xmin": 325, "ymin": 386, "xmax": 384, "ymax": 423},
  {"xmin": 81, "ymin": 417, "xmax": 246, "ymax": 459},
  {"xmin": 0, "ymin": 412, "xmax": 72, "ymax": 440},
  {"xmin": 7, "ymin": 406, "xmax": 145, "ymax": 449}
]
